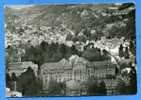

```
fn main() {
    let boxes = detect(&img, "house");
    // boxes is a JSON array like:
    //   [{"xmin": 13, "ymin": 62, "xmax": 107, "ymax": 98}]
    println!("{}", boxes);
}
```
[
  {"xmin": 86, "ymin": 60, "xmax": 117, "ymax": 79},
  {"xmin": 8, "ymin": 61, "xmax": 38, "ymax": 77}
]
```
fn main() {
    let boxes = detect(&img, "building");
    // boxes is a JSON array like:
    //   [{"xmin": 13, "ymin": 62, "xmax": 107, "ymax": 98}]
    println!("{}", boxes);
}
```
[
  {"xmin": 40, "ymin": 55, "xmax": 117, "ymax": 94},
  {"xmin": 87, "ymin": 60, "xmax": 117, "ymax": 79},
  {"xmin": 66, "ymin": 80, "xmax": 81, "ymax": 96},
  {"xmin": 8, "ymin": 61, "xmax": 38, "ymax": 77},
  {"xmin": 40, "ymin": 59, "xmax": 72, "ymax": 90}
]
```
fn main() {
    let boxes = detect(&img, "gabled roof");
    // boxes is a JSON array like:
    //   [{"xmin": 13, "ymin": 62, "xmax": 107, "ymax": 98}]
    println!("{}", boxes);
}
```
[
  {"xmin": 41, "ymin": 58, "xmax": 72, "ymax": 70},
  {"xmin": 69, "ymin": 55, "xmax": 88, "ymax": 65}
]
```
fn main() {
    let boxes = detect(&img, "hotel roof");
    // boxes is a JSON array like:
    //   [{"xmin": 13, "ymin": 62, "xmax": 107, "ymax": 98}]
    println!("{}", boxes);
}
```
[
  {"xmin": 41, "ymin": 58, "xmax": 72, "ymax": 70},
  {"xmin": 86, "ymin": 60, "xmax": 115, "ymax": 68}
]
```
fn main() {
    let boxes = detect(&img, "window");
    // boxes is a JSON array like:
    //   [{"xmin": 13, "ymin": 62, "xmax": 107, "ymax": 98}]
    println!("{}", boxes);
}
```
[
  {"xmin": 46, "ymin": 79, "xmax": 48, "ymax": 83},
  {"xmin": 80, "ymin": 70, "xmax": 81, "ymax": 79},
  {"xmin": 46, "ymin": 75, "xmax": 48, "ymax": 78},
  {"xmin": 74, "ymin": 70, "xmax": 76, "ymax": 76},
  {"xmin": 87, "ymin": 69, "xmax": 90, "ymax": 73},
  {"xmin": 74, "ymin": 70, "xmax": 76, "ymax": 80}
]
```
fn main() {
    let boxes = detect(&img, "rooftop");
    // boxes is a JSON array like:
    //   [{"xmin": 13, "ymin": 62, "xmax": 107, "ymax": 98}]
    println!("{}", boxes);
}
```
[{"xmin": 41, "ymin": 58, "xmax": 72, "ymax": 70}]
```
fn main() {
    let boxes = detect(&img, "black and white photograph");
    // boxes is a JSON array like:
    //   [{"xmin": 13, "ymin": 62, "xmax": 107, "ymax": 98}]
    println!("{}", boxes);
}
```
[{"xmin": 5, "ymin": 3, "xmax": 137, "ymax": 97}]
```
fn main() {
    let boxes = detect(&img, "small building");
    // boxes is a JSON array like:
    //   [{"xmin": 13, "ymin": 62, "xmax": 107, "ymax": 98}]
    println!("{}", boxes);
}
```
[
  {"xmin": 86, "ymin": 60, "xmax": 117, "ymax": 79},
  {"xmin": 8, "ymin": 61, "xmax": 38, "ymax": 77}
]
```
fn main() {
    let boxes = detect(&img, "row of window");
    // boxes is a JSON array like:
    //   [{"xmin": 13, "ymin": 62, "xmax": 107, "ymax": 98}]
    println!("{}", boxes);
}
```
[
  {"xmin": 42, "ymin": 65, "xmax": 115, "ymax": 74},
  {"xmin": 42, "ymin": 67, "xmax": 116, "ymax": 83}
]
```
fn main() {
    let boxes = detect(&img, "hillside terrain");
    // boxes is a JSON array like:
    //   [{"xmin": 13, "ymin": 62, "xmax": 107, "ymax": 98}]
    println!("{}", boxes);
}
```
[{"xmin": 5, "ymin": 3, "xmax": 135, "ymax": 65}]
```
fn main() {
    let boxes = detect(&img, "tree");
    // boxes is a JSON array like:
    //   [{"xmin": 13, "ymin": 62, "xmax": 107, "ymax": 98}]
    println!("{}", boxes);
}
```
[
  {"xmin": 47, "ymin": 80, "xmax": 66, "ymax": 96},
  {"xmin": 87, "ymin": 79, "xmax": 107, "ymax": 96},
  {"xmin": 11, "ymin": 72, "xmax": 17, "ymax": 81},
  {"xmin": 66, "ymin": 34, "xmax": 73, "ymax": 41},
  {"xmin": 129, "ymin": 40, "xmax": 135, "ymax": 56},
  {"xmin": 82, "ymin": 47, "xmax": 109, "ymax": 61},
  {"xmin": 86, "ymin": 78, "xmax": 100, "ymax": 96},
  {"xmin": 77, "ymin": 35, "xmax": 87, "ymax": 42},
  {"xmin": 103, "ymin": 49, "xmax": 108, "ymax": 56},
  {"xmin": 129, "ymin": 66, "xmax": 137, "ymax": 94},
  {"xmin": 17, "ymin": 67, "xmax": 42, "ymax": 96},
  {"xmin": 98, "ymin": 81, "xmax": 107, "ymax": 95},
  {"xmin": 119, "ymin": 44, "xmax": 124, "ymax": 57},
  {"xmin": 83, "ymin": 28, "xmax": 91, "ymax": 39},
  {"xmin": 40, "ymin": 41, "xmax": 48, "ymax": 51},
  {"xmin": 11, "ymin": 72, "xmax": 18, "ymax": 91},
  {"xmin": 6, "ymin": 73, "xmax": 12, "ymax": 89},
  {"xmin": 116, "ymin": 78, "xmax": 131, "ymax": 95},
  {"xmin": 58, "ymin": 44, "xmax": 67, "ymax": 58},
  {"xmin": 64, "ymin": 47, "xmax": 73, "ymax": 59},
  {"xmin": 71, "ymin": 45, "xmax": 78, "ymax": 55},
  {"xmin": 124, "ymin": 47, "xmax": 129, "ymax": 58},
  {"xmin": 82, "ymin": 48, "xmax": 99, "ymax": 61}
]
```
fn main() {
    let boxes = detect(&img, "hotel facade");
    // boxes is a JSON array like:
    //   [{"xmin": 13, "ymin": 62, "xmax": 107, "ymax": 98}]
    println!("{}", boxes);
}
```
[{"xmin": 39, "ymin": 55, "xmax": 117, "ymax": 91}]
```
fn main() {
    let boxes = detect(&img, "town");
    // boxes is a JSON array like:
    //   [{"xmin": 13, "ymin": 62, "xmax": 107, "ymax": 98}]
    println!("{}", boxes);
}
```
[{"xmin": 5, "ymin": 3, "xmax": 136, "ymax": 97}]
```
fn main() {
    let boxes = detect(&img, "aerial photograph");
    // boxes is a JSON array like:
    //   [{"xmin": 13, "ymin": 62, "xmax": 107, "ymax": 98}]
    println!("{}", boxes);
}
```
[{"xmin": 5, "ymin": 3, "xmax": 136, "ymax": 97}]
